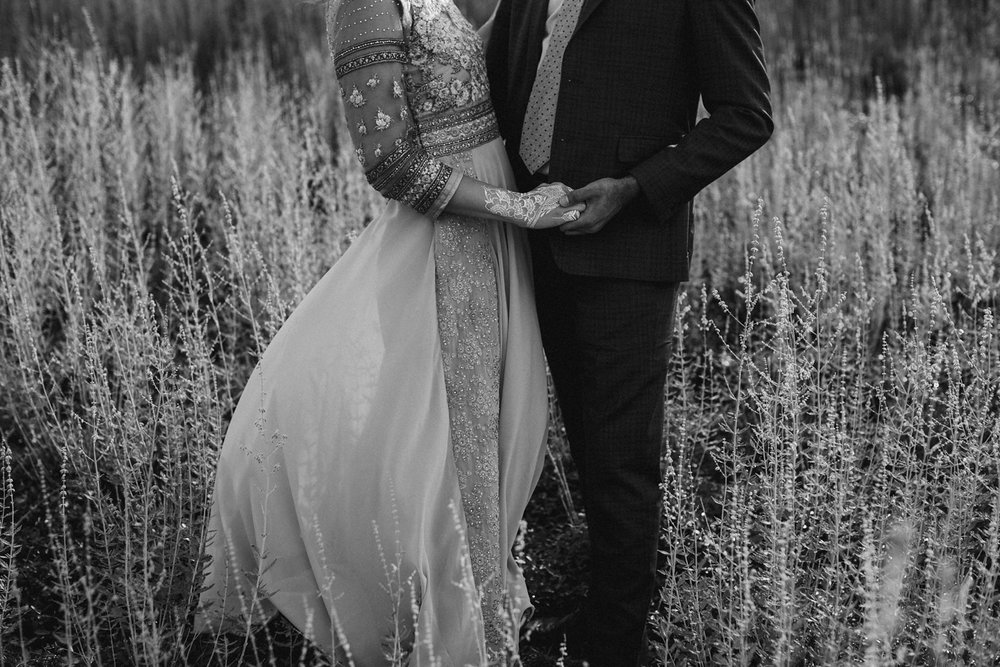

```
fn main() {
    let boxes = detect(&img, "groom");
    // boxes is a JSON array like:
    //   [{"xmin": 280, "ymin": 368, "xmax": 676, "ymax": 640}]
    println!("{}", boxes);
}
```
[{"xmin": 485, "ymin": 0, "xmax": 772, "ymax": 664}]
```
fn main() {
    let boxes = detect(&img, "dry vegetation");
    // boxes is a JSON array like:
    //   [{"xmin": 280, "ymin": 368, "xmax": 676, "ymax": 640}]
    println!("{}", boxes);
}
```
[{"xmin": 1, "ymin": 0, "xmax": 999, "ymax": 664}]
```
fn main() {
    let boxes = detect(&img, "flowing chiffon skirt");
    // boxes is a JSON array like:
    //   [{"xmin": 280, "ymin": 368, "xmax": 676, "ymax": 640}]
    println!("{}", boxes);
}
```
[{"xmin": 196, "ymin": 138, "xmax": 548, "ymax": 665}]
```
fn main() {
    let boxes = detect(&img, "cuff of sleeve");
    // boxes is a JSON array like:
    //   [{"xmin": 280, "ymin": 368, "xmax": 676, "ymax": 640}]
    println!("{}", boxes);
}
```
[
  {"xmin": 424, "ymin": 168, "xmax": 463, "ymax": 220},
  {"xmin": 628, "ymin": 163, "xmax": 685, "ymax": 224}
]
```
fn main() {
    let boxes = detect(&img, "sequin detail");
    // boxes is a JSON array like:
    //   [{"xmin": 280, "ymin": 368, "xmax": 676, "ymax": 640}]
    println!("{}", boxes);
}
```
[
  {"xmin": 433, "ymin": 211, "xmax": 506, "ymax": 662},
  {"xmin": 404, "ymin": 0, "xmax": 491, "ymax": 118},
  {"xmin": 420, "ymin": 99, "xmax": 500, "ymax": 158},
  {"xmin": 335, "ymin": 37, "xmax": 405, "ymax": 64},
  {"xmin": 365, "ymin": 136, "xmax": 454, "ymax": 215},
  {"xmin": 336, "ymin": 49, "xmax": 409, "ymax": 78}
]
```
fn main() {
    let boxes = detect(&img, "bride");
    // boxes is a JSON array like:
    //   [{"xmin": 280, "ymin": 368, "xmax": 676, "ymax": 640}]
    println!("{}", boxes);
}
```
[{"xmin": 195, "ymin": 0, "xmax": 582, "ymax": 663}]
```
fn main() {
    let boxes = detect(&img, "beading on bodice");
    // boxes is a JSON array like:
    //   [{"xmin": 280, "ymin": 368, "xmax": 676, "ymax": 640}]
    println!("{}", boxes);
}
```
[
  {"xmin": 401, "ymin": 0, "xmax": 492, "ymax": 121},
  {"xmin": 405, "ymin": 0, "xmax": 500, "ymax": 166}
]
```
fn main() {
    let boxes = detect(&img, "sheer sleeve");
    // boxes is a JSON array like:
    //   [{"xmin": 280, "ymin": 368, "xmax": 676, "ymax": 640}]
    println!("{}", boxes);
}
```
[{"xmin": 328, "ymin": 0, "xmax": 461, "ymax": 219}]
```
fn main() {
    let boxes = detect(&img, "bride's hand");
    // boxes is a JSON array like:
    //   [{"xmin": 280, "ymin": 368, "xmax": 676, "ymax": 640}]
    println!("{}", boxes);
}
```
[
  {"xmin": 522, "ymin": 183, "xmax": 586, "ymax": 230},
  {"xmin": 483, "ymin": 182, "xmax": 585, "ymax": 229}
]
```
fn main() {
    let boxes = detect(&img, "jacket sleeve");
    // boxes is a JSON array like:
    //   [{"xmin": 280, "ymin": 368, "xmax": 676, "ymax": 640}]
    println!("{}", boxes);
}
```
[
  {"xmin": 628, "ymin": 0, "xmax": 774, "ymax": 222},
  {"xmin": 329, "ymin": 0, "xmax": 462, "ymax": 218}
]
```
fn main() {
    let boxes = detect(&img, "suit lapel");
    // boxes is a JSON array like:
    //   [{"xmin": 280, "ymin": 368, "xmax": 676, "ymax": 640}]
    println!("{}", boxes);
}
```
[
  {"xmin": 574, "ymin": 0, "xmax": 606, "ymax": 33},
  {"xmin": 518, "ymin": 0, "xmax": 550, "ymax": 71},
  {"xmin": 510, "ymin": 0, "xmax": 550, "ymax": 116}
]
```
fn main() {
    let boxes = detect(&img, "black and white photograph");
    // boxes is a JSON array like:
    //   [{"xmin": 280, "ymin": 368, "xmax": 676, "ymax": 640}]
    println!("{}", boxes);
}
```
[{"xmin": 1, "ymin": 0, "xmax": 998, "ymax": 665}]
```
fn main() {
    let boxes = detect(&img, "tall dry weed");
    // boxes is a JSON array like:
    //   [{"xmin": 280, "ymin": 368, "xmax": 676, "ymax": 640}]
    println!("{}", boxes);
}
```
[
  {"xmin": 654, "ymin": 67, "xmax": 999, "ymax": 663},
  {"xmin": 0, "ymin": 42, "xmax": 376, "ymax": 663}
]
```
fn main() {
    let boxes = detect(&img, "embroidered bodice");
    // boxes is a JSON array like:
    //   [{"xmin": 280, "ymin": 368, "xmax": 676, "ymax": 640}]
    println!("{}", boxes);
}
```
[
  {"xmin": 327, "ymin": 0, "xmax": 499, "ymax": 217},
  {"xmin": 402, "ymin": 0, "xmax": 491, "ymax": 116}
]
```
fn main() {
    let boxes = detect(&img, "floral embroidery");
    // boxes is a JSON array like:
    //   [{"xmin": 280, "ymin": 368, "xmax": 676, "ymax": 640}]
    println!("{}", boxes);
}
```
[
  {"xmin": 366, "ymin": 72, "xmax": 381, "ymax": 88},
  {"xmin": 403, "ymin": 0, "xmax": 491, "ymax": 119},
  {"xmin": 374, "ymin": 143, "xmax": 383, "ymax": 159},
  {"xmin": 355, "ymin": 146, "xmax": 366, "ymax": 166},
  {"xmin": 348, "ymin": 85, "xmax": 366, "ymax": 108},
  {"xmin": 375, "ymin": 108, "xmax": 393, "ymax": 131},
  {"xmin": 357, "ymin": 119, "xmax": 368, "ymax": 135},
  {"xmin": 399, "ymin": 106, "xmax": 409, "ymax": 121},
  {"xmin": 392, "ymin": 78, "xmax": 404, "ymax": 99}
]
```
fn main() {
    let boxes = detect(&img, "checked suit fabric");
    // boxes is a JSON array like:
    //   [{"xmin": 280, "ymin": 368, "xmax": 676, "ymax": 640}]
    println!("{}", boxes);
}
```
[{"xmin": 518, "ymin": 0, "xmax": 584, "ymax": 174}]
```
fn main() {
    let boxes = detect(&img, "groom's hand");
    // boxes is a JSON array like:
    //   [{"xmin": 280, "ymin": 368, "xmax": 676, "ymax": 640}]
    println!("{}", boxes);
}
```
[{"xmin": 557, "ymin": 176, "xmax": 641, "ymax": 235}]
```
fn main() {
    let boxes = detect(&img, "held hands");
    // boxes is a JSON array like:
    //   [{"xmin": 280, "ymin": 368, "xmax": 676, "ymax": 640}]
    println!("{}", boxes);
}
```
[
  {"xmin": 557, "ymin": 176, "xmax": 641, "ymax": 235},
  {"xmin": 525, "ymin": 182, "xmax": 587, "ymax": 229},
  {"xmin": 484, "ymin": 183, "xmax": 586, "ymax": 230}
]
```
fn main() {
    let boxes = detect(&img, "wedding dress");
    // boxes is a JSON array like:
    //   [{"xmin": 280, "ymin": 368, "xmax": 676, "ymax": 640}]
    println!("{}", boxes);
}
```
[{"xmin": 196, "ymin": 0, "xmax": 548, "ymax": 663}]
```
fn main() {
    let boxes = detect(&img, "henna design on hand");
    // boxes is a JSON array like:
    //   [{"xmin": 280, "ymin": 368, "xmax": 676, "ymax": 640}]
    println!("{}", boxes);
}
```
[{"xmin": 484, "ymin": 184, "xmax": 567, "ymax": 228}]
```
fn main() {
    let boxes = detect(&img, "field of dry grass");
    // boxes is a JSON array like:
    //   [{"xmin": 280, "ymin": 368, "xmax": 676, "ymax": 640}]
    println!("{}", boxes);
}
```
[{"xmin": 1, "ymin": 1, "xmax": 999, "ymax": 664}]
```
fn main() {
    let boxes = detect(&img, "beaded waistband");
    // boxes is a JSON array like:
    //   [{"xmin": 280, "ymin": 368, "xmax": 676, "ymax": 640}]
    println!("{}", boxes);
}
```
[{"xmin": 417, "ymin": 99, "xmax": 500, "ymax": 158}]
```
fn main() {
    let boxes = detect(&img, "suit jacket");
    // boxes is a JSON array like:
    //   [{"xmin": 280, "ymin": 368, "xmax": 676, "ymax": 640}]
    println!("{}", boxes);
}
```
[{"xmin": 485, "ymin": 0, "xmax": 774, "ymax": 282}]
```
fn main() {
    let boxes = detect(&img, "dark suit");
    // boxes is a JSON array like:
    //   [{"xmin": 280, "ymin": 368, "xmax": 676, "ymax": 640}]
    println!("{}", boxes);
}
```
[{"xmin": 485, "ymin": 0, "xmax": 772, "ymax": 663}]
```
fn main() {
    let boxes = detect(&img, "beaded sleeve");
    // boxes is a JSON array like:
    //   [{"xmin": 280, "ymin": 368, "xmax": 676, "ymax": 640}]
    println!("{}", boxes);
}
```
[{"xmin": 329, "ymin": 0, "xmax": 461, "ymax": 218}]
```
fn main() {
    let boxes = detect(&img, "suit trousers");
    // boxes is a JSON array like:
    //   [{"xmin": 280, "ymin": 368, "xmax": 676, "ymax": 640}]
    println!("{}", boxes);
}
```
[{"xmin": 530, "ymin": 234, "xmax": 679, "ymax": 666}]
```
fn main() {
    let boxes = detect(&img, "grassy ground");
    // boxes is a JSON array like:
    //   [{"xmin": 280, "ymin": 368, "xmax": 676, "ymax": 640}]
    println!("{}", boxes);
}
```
[{"xmin": 2, "ymin": 1, "xmax": 999, "ymax": 664}]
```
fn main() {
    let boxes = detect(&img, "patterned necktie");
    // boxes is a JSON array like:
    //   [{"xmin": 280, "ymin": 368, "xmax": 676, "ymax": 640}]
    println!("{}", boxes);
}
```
[{"xmin": 519, "ymin": 0, "xmax": 585, "ymax": 174}]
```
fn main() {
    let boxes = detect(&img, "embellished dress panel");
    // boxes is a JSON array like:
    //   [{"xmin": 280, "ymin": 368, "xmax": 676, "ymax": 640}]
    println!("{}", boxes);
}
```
[{"xmin": 334, "ymin": 0, "xmax": 513, "ymax": 661}]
